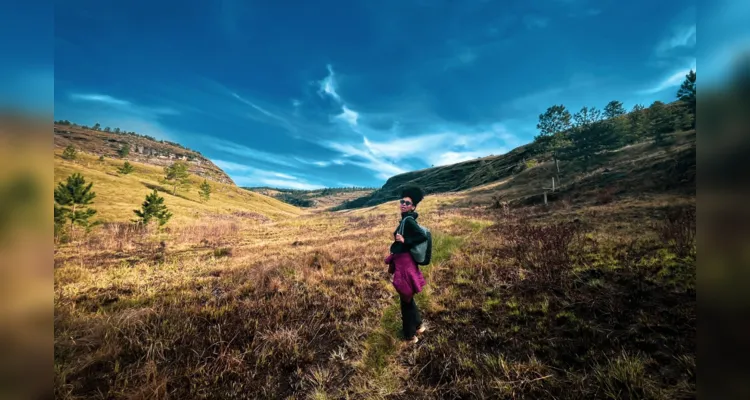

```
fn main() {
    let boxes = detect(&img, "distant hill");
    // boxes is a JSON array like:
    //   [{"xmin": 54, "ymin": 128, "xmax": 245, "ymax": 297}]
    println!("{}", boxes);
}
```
[
  {"xmin": 243, "ymin": 187, "xmax": 376, "ymax": 210},
  {"xmin": 338, "ymin": 99, "xmax": 696, "ymax": 210},
  {"xmin": 54, "ymin": 123, "xmax": 234, "ymax": 185}
]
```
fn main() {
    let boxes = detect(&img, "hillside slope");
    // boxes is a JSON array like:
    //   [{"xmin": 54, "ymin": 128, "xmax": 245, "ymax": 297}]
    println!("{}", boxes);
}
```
[
  {"xmin": 54, "ymin": 124, "xmax": 234, "ymax": 185},
  {"xmin": 340, "ymin": 129, "xmax": 695, "ymax": 210},
  {"xmin": 244, "ymin": 187, "xmax": 376, "ymax": 210},
  {"xmin": 54, "ymin": 150, "xmax": 303, "ymax": 224}
]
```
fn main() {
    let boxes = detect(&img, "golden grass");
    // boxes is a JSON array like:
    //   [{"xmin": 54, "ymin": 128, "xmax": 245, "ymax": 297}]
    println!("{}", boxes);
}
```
[
  {"xmin": 53, "ymin": 151, "xmax": 695, "ymax": 399},
  {"xmin": 54, "ymin": 150, "xmax": 303, "ymax": 224}
]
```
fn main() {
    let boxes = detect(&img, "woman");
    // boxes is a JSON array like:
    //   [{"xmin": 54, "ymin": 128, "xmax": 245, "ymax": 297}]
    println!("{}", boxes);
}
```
[{"xmin": 385, "ymin": 186, "xmax": 428, "ymax": 344}]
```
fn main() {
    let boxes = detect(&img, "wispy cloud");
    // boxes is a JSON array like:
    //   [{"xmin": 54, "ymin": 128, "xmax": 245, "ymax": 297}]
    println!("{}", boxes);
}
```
[
  {"xmin": 212, "ymin": 158, "xmax": 323, "ymax": 189},
  {"xmin": 430, "ymin": 147, "xmax": 509, "ymax": 167},
  {"xmin": 656, "ymin": 24, "xmax": 696, "ymax": 55},
  {"xmin": 318, "ymin": 64, "xmax": 341, "ymax": 103},
  {"xmin": 522, "ymin": 15, "xmax": 549, "ymax": 29},
  {"xmin": 334, "ymin": 106, "xmax": 359, "ymax": 127},
  {"xmin": 70, "ymin": 93, "xmax": 131, "ymax": 107},
  {"xmin": 207, "ymin": 138, "xmax": 298, "ymax": 168},
  {"xmin": 639, "ymin": 59, "xmax": 696, "ymax": 94}
]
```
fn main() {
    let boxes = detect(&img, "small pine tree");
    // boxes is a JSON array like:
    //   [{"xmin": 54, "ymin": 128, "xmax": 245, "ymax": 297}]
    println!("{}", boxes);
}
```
[
  {"xmin": 114, "ymin": 127, "xmax": 120, "ymax": 134},
  {"xmin": 54, "ymin": 173, "xmax": 97, "ymax": 234},
  {"xmin": 92, "ymin": 123, "xmax": 101, "ymax": 131},
  {"xmin": 163, "ymin": 161, "xmax": 191, "ymax": 195},
  {"xmin": 62, "ymin": 145, "xmax": 77, "ymax": 160},
  {"xmin": 134, "ymin": 189, "xmax": 172, "ymax": 226},
  {"xmin": 98, "ymin": 155, "xmax": 105, "ymax": 162},
  {"xmin": 118, "ymin": 143, "xmax": 130, "ymax": 158},
  {"xmin": 118, "ymin": 161, "xmax": 135, "ymax": 174},
  {"xmin": 199, "ymin": 179, "xmax": 212, "ymax": 202},
  {"xmin": 104, "ymin": 126, "xmax": 111, "ymax": 132}
]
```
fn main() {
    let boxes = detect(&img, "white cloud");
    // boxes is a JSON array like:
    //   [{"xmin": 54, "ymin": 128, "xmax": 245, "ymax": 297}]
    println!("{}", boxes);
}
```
[
  {"xmin": 429, "ymin": 147, "xmax": 509, "ymax": 167},
  {"xmin": 657, "ymin": 24, "xmax": 696, "ymax": 54},
  {"xmin": 207, "ymin": 138, "xmax": 298, "ymax": 168},
  {"xmin": 335, "ymin": 106, "xmax": 359, "ymax": 127},
  {"xmin": 70, "ymin": 93, "xmax": 132, "ymax": 107},
  {"xmin": 324, "ymin": 141, "xmax": 407, "ymax": 180},
  {"xmin": 318, "ymin": 64, "xmax": 341, "ymax": 103},
  {"xmin": 258, "ymin": 179, "xmax": 323, "ymax": 190},
  {"xmin": 639, "ymin": 59, "xmax": 697, "ymax": 94}
]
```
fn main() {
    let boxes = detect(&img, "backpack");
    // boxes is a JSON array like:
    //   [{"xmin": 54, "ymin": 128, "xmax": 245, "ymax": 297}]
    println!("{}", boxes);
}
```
[{"xmin": 399, "ymin": 216, "xmax": 433, "ymax": 266}]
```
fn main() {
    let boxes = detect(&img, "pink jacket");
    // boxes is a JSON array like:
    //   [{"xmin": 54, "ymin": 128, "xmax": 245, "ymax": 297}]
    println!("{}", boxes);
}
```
[{"xmin": 386, "ymin": 252, "xmax": 426, "ymax": 298}]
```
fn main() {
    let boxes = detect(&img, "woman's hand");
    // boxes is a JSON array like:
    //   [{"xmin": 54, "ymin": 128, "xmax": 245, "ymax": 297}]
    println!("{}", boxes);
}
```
[{"xmin": 395, "ymin": 234, "xmax": 405, "ymax": 243}]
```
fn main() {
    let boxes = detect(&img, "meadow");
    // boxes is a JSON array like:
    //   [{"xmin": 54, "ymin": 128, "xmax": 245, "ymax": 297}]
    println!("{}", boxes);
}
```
[{"xmin": 53, "ymin": 151, "xmax": 696, "ymax": 399}]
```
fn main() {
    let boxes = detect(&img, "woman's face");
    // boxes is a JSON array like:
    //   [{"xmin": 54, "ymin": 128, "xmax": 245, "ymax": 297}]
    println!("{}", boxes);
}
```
[{"xmin": 399, "ymin": 197, "xmax": 415, "ymax": 213}]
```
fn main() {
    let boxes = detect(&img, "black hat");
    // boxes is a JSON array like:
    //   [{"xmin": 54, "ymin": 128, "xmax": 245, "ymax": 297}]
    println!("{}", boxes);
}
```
[{"xmin": 400, "ymin": 186, "xmax": 425, "ymax": 206}]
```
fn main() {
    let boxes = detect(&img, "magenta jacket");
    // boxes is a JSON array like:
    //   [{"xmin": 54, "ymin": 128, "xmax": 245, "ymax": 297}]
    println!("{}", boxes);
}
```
[{"xmin": 385, "ymin": 252, "xmax": 426, "ymax": 298}]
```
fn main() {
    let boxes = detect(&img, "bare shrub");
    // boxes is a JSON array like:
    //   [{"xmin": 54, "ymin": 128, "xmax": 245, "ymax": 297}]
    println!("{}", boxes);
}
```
[
  {"xmin": 595, "ymin": 187, "xmax": 616, "ymax": 205},
  {"xmin": 654, "ymin": 205, "xmax": 696, "ymax": 257},
  {"xmin": 498, "ymin": 219, "xmax": 581, "ymax": 288}
]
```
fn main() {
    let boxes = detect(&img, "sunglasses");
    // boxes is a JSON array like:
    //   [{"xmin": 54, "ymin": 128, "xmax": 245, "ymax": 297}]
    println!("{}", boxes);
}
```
[{"xmin": 399, "ymin": 199, "xmax": 413, "ymax": 206}]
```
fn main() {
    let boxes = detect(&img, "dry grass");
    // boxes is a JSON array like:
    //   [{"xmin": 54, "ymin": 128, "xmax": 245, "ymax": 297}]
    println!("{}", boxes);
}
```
[{"xmin": 54, "ymin": 179, "xmax": 695, "ymax": 399}]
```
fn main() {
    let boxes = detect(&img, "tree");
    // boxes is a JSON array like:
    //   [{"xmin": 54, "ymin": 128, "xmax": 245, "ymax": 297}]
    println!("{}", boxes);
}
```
[
  {"xmin": 98, "ymin": 155, "xmax": 105, "ymax": 162},
  {"xmin": 118, "ymin": 143, "xmax": 130, "ymax": 158},
  {"xmin": 62, "ymin": 145, "xmax": 77, "ymax": 160},
  {"xmin": 565, "ymin": 121, "xmax": 608, "ymax": 171},
  {"xmin": 104, "ymin": 126, "xmax": 111, "ymax": 133},
  {"xmin": 627, "ymin": 104, "xmax": 647, "ymax": 141},
  {"xmin": 647, "ymin": 101, "xmax": 675, "ymax": 144},
  {"xmin": 118, "ymin": 161, "xmax": 134, "ymax": 174},
  {"xmin": 163, "ymin": 161, "xmax": 191, "ymax": 195},
  {"xmin": 535, "ymin": 105, "xmax": 573, "ymax": 172},
  {"xmin": 573, "ymin": 106, "xmax": 603, "ymax": 130},
  {"xmin": 92, "ymin": 123, "xmax": 101, "ymax": 131},
  {"xmin": 199, "ymin": 179, "xmax": 212, "ymax": 202},
  {"xmin": 677, "ymin": 69, "xmax": 696, "ymax": 120},
  {"xmin": 114, "ymin": 127, "xmax": 121, "ymax": 134},
  {"xmin": 133, "ymin": 189, "xmax": 172, "ymax": 226},
  {"xmin": 54, "ymin": 173, "xmax": 97, "ymax": 234},
  {"xmin": 604, "ymin": 100, "xmax": 626, "ymax": 119},
  {"xmin": 536, "ymin": 105, "xmax": 572, "ymax": 137}
]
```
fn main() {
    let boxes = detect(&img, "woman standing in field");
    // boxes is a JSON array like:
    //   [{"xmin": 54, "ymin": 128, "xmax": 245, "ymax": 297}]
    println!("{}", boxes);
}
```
[{"xmin": 385, "ymin": 186, "xmax": 428, "ymax": 344}]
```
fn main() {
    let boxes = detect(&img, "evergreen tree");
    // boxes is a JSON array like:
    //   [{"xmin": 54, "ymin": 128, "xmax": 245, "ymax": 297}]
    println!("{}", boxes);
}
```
[
  {"xmin": 677, "ymin": 69, "xmax": 697, "ymax": 120},
  {"xmin": 54, "ymin": 173, "xmax": 97, "ymax": 233},
  {"xmin": 535, "ymin": 105, "xmax": 572, "ymax": 169},
  {"xmin": 98, "ymin": 155, "xmax": 105, "ymax": 162},
  {"xmin": 647, "ymin": 101, "xmax": 675, "ymax": 144},
  {"xmin": 62, "ymin": 145, "xmax": 77, "ymax": 160},
  {"xmin": 114, "ymin": 127, "xmax": 121, "ymax": 134},
  {"xmin": 133, "ymin": 189, "xmax": 172, "ymax": 226},
  {"xmin": 118, "ymin": 161, "xmax": 135, "ymax": 174},
  {"xmin": 198, "ymin": 179, "xmax": 212, "ymax": 202},
  {"xmin": 163, "ymin": 161, "xmax": 191, "ymax": 195},
  {"xmin": 628, "ymin": 104, "xmax": 647, "ymax": 141},
  {"xmin": 118, "ymin": 143, "xmax": 130, "ymax": 158},
  {"xmin": 92, "ymin": 123, "xmax": 101, "ymax": 131},
  {"xmin": 104, "ymin": 126, "xmax": 111, "ymax": 132},
  {"xmin": 604, "ymin": 100, "xmax": 626, "ymax": 119}
]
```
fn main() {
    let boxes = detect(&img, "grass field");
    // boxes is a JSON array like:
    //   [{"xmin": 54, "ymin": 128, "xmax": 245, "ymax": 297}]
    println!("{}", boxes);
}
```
[
  {"xmin": 54, "ymin": 150, "xmax": 303, "ymax": 226},
  {"xmin": 54, "ymin": 161, "xmax": 696, "ymax": 400}
]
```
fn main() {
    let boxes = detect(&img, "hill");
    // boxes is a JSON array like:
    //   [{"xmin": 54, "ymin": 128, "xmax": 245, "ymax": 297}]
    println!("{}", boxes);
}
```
[
  {"xmin": 338, "ymin": 99, "xmax": 695, "ymax": 210},
  {"xmin": 244, "ymin": 186, "xmax": 376, "ymax": 210},
  {"xmin": 54, "ymin": 123, "xmax": 234, "ymax": 185},
  {"xmin": 54, "ymin": 144, "xmax": 303, "ymax": 226}
]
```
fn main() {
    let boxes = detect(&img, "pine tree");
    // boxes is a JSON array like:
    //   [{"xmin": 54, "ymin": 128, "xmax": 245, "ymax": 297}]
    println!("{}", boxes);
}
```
[
  {"xmin": 118, "ymin": 143, "xmax": 130, "ymax": 158},
  {"xmin": 98, "ymin": 155, "xmax": 105, "ymax": 162},
  {"xmin": 54, "ymin": 173, "xmax": 97, "ymax": 234},
  {"xmin": 118, "ymin": 161, "xmax": 134, "ymax": 174},
  {"xmin": 199, "ymin": 179, "xmax": 212, "ymax": 202},
  {"xmin": 535, "ymin": 104, "xmax": 572, "ymax": 173},
  {"xmin": 604, "ymin": 100, "xmax": 626, "ymax": 119},
  {"xmin": 134, "ymin": 189, "xmax": 172, "ymax": 226},
  {"xmin": 677, "ymin": 69, "xmax": 696, "ymax": 119},
  {"xmin": 163, "ymin": 161, "xmax": 191, "ymax": 195},
  {"xmin": 104, "ymin": 126, "xmax": 111, "ymax": 132},
  {"xmin": 62, "ymin": 145, "xmax": 77, "ymax": 160},
  {"xmin": 647, "ymin": 101, "xmax": 675, "ymax": 145},
  {"xmin": 92, "ymin": 123, "xmax": 101, "ymax": 131}
]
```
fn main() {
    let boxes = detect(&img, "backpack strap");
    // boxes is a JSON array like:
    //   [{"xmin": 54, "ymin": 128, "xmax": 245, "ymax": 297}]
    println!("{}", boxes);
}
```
[{"xmin": 399, "ymin": 216, "xmax": 414, "ymax": 236}]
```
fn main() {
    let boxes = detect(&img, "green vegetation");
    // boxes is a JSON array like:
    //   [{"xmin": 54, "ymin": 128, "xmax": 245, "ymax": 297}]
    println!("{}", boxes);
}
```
[
  {"xmin": 62, "ymin": 145, "xmax": 77, "ymax": 160},
  {"xmin": 163, "ymin": 161, "xmax": 191, "ymax": 196},
  {"xmin": 198, "ymin": 179, "xmax": 212, "ymax": 202},
  {"xmin": 133, "ymin": 189, "xmax": 173, "ymax": 226},
  {"xmin": 117, "ymin": 161, "xmax": 134, "ymax": 175},
  {"xmin": 118, "ymin": 143, "xmax": 130, "ymax": 158},
  {"xmin": 54, "ymin": 173, "xmax": 97, "ymax": 238}
]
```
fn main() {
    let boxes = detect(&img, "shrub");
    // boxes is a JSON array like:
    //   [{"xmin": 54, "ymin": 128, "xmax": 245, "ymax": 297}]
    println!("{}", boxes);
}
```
[{"xmin": 655, "ymin": 205, "xmax": 696, "ymax": 257}]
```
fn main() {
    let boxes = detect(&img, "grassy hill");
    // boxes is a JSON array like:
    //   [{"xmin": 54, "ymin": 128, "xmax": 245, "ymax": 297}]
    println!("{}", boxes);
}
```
[
  {"xmin": 338, "ymin": 100, "xmax": 695, "ymax": 211},
  {"xmin": 54, "ymin": 123, "xmax": 234, "ymax": 185},
  {"xmin": 54, "ymin": 149, "xmax": 303, "ymax": 225}
]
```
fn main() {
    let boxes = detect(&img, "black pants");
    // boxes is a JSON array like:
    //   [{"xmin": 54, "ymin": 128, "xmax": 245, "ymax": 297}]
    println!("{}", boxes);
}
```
[{"xmin": 400, "ymin": 294, "xmax": 422, "ymax": 339}]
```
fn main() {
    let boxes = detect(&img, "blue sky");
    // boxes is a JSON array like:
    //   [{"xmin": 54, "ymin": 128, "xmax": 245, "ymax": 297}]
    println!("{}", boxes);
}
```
[{"xmin": 6, "ymin": 1, "xmax": 747, "ymax": 189}]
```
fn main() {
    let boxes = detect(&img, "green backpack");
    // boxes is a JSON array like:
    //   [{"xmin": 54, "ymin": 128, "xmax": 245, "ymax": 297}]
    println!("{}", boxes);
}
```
[{"xmin": 398, "ymin": 216, "xmax": 433, "ymax": 266}]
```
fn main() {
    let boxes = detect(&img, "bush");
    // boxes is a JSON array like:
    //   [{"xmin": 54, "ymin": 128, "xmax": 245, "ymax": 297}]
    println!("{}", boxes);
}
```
[
  {"xmin": 498, "ymin": 220, "xmax": 581, "ymax": 288},
  {"xmin": 655, "ymin": 206, "xmax": 695, "ymax": 257}
]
